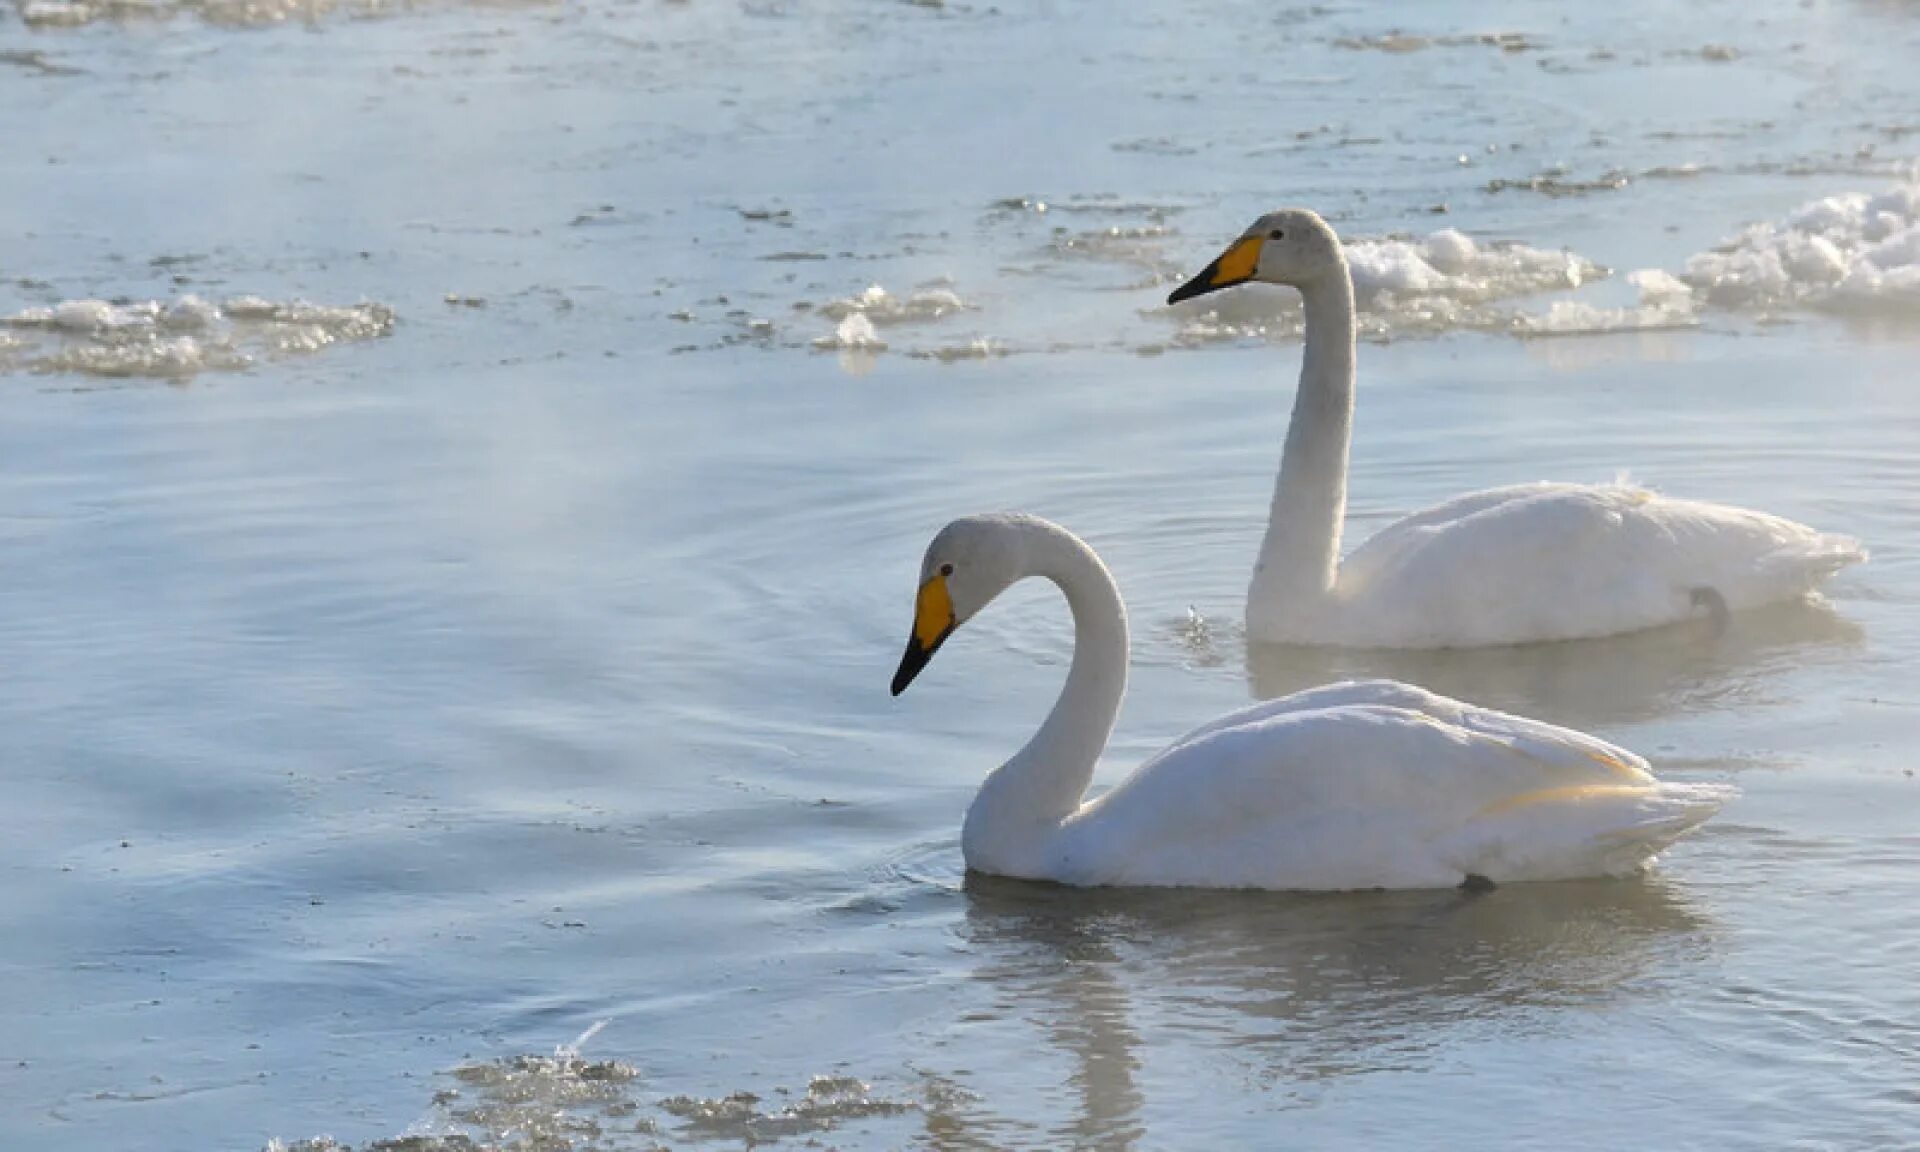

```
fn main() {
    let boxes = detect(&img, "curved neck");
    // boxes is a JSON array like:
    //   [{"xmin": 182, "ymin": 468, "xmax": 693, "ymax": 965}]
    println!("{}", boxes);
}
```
[
  {"xmin": 965, "ymin": 522, "xmax": 1128, "ymax": 862},
  {"xmin": 1252, "ymin": 266, "xmax": 1356, "ymax": 608}
]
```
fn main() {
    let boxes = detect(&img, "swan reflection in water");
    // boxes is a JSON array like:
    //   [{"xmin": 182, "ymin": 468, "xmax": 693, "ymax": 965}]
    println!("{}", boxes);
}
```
[
  {"xmin": 1229, "ymin": 597, "xmax": 1864, "ymax": 731},
  {"xmin": 921, "ymin": 875, "xmax": 1712, "ymax": 1149}
]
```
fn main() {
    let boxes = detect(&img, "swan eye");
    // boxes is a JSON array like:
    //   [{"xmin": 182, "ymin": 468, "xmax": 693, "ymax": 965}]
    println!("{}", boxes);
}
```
[
  {"xmin": 1268, "ymin": 228, "xmax": 1286, "ymax": 240},
  {"xmin": 940, "ymin": 563, "xmax": 954, "ymax": 577}
]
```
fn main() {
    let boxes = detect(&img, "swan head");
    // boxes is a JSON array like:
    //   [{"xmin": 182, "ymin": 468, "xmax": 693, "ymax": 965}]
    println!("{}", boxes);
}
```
[
  {"xmin": 890, "ymin": 514, "xmax": 1030, "ymax": 696},
  {"xmin": 1167, "ymin": 208, "xmax": 1344, "ymax": 303}
]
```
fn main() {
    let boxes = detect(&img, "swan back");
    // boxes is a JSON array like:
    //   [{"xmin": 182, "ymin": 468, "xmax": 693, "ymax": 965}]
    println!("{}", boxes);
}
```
[
  {"xmin": 1060, "ymin": 680, "xmax": 1723, "ymax": 890},
  {"xmin": 1318, "ymin": 483, "xmax": 1867, "ymax": 647}
]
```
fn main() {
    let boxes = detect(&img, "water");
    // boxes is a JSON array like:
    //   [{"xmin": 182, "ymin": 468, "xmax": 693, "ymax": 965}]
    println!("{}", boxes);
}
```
[{"xmin": 4, "ymin": 0, "xmax": 1920, "ymax": 1148}]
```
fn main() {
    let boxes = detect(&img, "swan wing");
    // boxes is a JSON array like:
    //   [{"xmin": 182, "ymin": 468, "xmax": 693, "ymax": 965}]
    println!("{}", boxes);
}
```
[
  {"xmin": 1150, "ymin": 677, "xmax": 1458, "ymax": 757},
  {"xmin": 1331, "ymin": 484, "xmax": 1863, "ymax": 646},
  {"xmin": 1065, "ymin": 682, "xmax": 1724, "ymax": 889},
  {"xmin": 1337, "ymin": 482, "xmax": 1589, "ymax": 590},
  {"xmin": 1154, "ymin": 678, "xmax": 1652, "ymax": 779}
]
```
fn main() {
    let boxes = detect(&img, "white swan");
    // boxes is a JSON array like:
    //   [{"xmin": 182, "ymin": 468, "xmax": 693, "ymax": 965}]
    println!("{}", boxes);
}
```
[
  {"xmin": 890, "ymin": 513, "xmax": 1733, "ymax": 890},
  {"xmin": 1167, "ymin": 209, "xmax": 1866, "ymax": 648}
]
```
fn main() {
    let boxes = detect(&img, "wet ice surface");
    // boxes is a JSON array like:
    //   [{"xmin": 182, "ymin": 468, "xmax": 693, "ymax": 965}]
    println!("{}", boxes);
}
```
[
  {"xmin": 4, "ymin": 0, "xmax": 1920, "ymax": 1150},
  {"xmin": 11, "ymin": 0, "xmax": 555, "ymax": 30},
  {"xmin": 267, "ymin": 1037, "xmax": 921, "ymax": 1151},
  {"xmin": 1, "ymin": 296, "xmax": 394, "ymax": 378}
]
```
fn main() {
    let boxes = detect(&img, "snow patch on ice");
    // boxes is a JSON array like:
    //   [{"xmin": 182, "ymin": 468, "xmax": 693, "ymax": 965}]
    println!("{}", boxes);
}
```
[{"xmin": 1682, "ymin": 181, "xmax": 1920, "ymax": 315}]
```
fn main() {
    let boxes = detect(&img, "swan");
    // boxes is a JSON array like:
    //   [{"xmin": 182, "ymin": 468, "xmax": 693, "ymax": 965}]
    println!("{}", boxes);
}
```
[
  {"xmin": 890, "ymin": 512, "xmax": 1733, "ymax": 890},
  {"xmin": 1167, "ymin": 209, "xmax": 1866, "ymax": 648}
]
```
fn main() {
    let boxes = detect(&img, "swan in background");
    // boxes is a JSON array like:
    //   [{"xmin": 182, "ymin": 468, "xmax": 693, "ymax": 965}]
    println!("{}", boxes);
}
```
[
  {"xmin": 1167, "ymin": 209, "xmax": 1866, "ymax": 648},
  {"xmin": 890, "ymin": 513, "xmax": 1733, "ymax": 890}
]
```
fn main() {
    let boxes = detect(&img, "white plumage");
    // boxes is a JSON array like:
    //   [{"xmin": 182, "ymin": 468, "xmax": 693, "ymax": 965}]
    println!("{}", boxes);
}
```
[
  {"xmin": 1307, "ymin": 481, "xmax": 1865, "ymax": 647},
  {"xmin": 1167, "ymin": 209, "xmax": 1866, "ymax": 648},
  {"xmin": 891, "ymin": 514, "xmax": 1732, "ymax": 891},
  {"xmin": 1063, "ymin": 679, "xmax": 1732, "ymax": 890}
]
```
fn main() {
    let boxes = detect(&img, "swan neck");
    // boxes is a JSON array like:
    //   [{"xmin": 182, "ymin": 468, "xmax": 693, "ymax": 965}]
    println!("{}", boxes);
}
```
[
  {"xmin": 966, "ymin": 523, "xmax": 1128, "ymax": 854},
  {"xmin": 1254, "ymin": 267, "xmax": 1356, "ymax": 609}
]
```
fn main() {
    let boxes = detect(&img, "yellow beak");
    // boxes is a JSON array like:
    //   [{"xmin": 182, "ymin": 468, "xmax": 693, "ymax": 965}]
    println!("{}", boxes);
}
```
[
  {"xmin": 1167, "ymin": 234, "xmax": 1264, "ymax": 304},
  {"xmin": 891, "ymin": 572, "xmax": 956, "ymax": 696}
]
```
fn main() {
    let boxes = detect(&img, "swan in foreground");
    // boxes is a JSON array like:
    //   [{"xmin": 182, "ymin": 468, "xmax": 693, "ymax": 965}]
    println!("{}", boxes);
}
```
[
  {"xmin": 1167, "ymin": 209, "xmax": 1866, "ymax": 648},
  {"xmin": 890, "ymin": 513, "xmax": 1733, "ymax": 889}
]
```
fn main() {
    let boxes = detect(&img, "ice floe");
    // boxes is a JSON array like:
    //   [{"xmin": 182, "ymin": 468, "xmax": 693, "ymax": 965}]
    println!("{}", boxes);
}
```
[
  {"xmin": 263, "ymin": 1033, "xmax": 925, "ymax": 1152},
  {"xmin": 1166, "ymin": 228, "xmax": 1603, "ymax": 345},
  {"xmin": 810, "ymin": 282, "xmax": 1001, "ymax": 364},
  {"xmin": 1161, "ymin": 183, "xmax": 1920, "ymax": 349},
  {"xmin": 1511, "ymin": 271, "xmax": 1699, "ymax": 337},
  {"xmin": 13, "ymin": 0, "xmax": 556, "ymax": 29},
  {"xmin": 1681, "ymin": 181, "xmax": 1920, "ymax": 316},
  {"xmin": 1, "ymin": 294, "xmax": 394, "ymax": 379},
  {"xmin": 907, "ymin": 336, "xmax": 1007, "ymax": 362},
  {"xmin": 817, "ymin": 283, "xmax": 970, "ymax": 327},
  {"xmin": 811, "ymin": 312, "xmax": 887, "ymax": 351}
]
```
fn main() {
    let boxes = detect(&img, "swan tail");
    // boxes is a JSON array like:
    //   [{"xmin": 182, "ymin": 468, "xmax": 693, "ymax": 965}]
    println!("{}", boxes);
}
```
[
  {"xmin": 1760, "ymin": 533, "xmax": 1868, "ymax": 592},
  {"xmin": 1450, "ymin": 781, "xmax": 1736, "ymax": 882}
]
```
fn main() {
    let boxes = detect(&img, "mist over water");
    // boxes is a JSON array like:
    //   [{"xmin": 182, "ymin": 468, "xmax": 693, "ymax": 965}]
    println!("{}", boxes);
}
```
[{"xmin": 4, "ymin": 0, "xmax": 1920, "ymax": 1149}]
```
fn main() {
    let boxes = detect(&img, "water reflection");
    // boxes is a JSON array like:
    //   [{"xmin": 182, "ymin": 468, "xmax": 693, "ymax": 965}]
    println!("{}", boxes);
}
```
[
  {"xmin": 948, "ymin": 874, "xmax": 1710, "ymax": 1143},
  {"xmin": 1245, "ymin": 599, "xmax": 1864, "ymax": 729},
  {"xmin": 1835, "ymin": 311, "xmax": 1920, "ymax": 344},
  {"xmin": 1519, "ymin": 328, "xmax": 1700, "ymax": 375}
]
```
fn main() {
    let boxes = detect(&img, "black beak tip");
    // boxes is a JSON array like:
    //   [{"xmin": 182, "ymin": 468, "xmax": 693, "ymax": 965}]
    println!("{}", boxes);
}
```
[
  {"xmin": 1166, "ymin": 269, "xmax": 1214, "ymax": 306},
  {"xmin": 891, "ymin": 638, "xmax": 930, "ymax": 697},
  {"xmin": 891, "ymin": 626, "xmax": 953, "ymax": 697}
]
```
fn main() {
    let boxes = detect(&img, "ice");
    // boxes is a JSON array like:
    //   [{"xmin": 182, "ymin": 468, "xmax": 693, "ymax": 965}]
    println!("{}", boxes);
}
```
[
  {"xmin": 164, "ymin": 294, "xmax": 222, "ymax": 330},
  {"xmin": 811, "ymin": 312, "xmax": 887, "ymax": 351},
  {"xmin": 1047, "ymin": 224, "xmax": 1186, "ymax": 286},
  {"xmin": 1161, "ymin": 186, "xmax": 1920, "ymax": 350},
  {"xmin": 660, "ymin": 1075, "xmax": 911, "ymax": 1143},
  {"xmin": 264, "ymin": 1051, "xmax": 918, "ymax": 1152},
  {"xmin": 1628, "ymin": 269, "xmax": 1692, "ymax": 301},
  {"xmin": 1334, "ymin": 31, "xmax": 1539, "ymax": 54},
  {"xmin": 908, "ymin": 337, "xmax": 1006, "ymax": 362},
  {"xmin": 1682, "ymin": 180, "xmax": 1920, "ymax": 314},
  {"xmin": 812, "ymin": 282, "xmax": 986, "ymax": 357},
  {"xmin": 3, "ymin": 299, "xmax": 160, "ymax": 332},
  {"xmin": 1, "ymin": 293, "xmax": 394, "ymax": 379},
  {"xmin": 1508, "ymin": 269, "xmax": 1699, "ymax": 337},
  {"xmin": 817, "ymin": 283, "xmax": 970, "ymax": 326},
  {"xmin": 1347, "ymin": 230, "xmax": 1596, "ymax": 303},
  {"xmin": 1166, "ymin": 227, "xmax": 1604, "ymax": 345},
  {"xmin": 14, "ymin": 0, "xmax": 558, "ymax": 28}
]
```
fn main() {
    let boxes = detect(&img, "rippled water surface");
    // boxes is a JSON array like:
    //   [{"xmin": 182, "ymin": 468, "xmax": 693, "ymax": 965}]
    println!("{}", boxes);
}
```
[{"xmin": 4, "ymin": 1, "xmax": 1920, "ymax": 1148}]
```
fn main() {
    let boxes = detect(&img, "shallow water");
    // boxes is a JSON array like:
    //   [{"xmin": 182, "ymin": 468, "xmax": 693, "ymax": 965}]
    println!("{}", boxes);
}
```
[{"xmin": 4, "ymin": 0, "xmax": 1920, "ymax": 1148}]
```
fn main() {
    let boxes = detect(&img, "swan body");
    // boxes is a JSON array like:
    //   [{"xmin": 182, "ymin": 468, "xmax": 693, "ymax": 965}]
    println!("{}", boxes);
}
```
[
  {"xmin": 1168, "ymin": 209, "xmax": 1866, "ymax": 649},
  {"xmin": 890, "ymin": 513, "xmax": 1732, "ymax": 890},
  {"xmin": 1289, "ymin": 480, "xmax": 1865, "ymax": 648}
]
